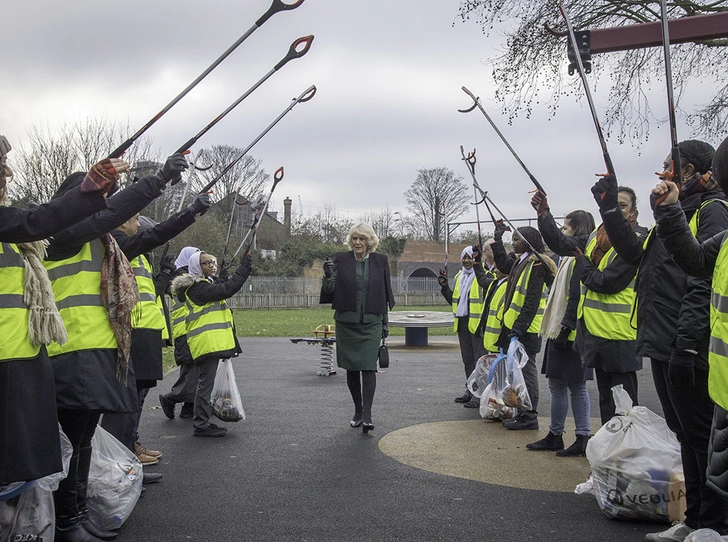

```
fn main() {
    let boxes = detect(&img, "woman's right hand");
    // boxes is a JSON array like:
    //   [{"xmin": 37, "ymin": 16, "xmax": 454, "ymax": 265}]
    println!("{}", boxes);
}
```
[
  {"xmin": 323, "ymin": 258, "xmax": 335, "ymax": 278},
  {"xmin": 652, "ymin": 180, "xmax": 679, "ymax": 206}
]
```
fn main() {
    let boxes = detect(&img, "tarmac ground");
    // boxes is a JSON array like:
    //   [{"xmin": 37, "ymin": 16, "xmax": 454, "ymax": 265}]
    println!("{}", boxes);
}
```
[{"xmin": 121, "ymin": 337, "xmax": 669, "ymax": 542}]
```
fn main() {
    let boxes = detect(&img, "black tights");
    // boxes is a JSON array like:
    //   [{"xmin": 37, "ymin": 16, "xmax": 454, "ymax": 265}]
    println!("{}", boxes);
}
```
[{"xmin": 346, "ymin": 370, "xmax": 376, "ymax": 424}]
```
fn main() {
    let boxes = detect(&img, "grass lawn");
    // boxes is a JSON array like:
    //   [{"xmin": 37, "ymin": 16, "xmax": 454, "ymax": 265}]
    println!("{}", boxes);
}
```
[{"xmin": 162, "ymin": 305, "xmax": 453, "ymax": 373}]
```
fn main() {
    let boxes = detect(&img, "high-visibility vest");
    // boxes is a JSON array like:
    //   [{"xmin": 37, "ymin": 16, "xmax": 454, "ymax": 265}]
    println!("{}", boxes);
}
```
[
  {"xmin": 542, "ymin": 257, "xmax": 577, "ymax": 342},
  {"xmin": 131, "ymin": 255, "xmax": 166, "ymax": 332},
  {"xmin": 501, "ymin": 258, "xmax": 547, "ymax": 334},
  {"xmin": 44, "ymin": 239, "xmax": 118, "ymax": 355},
  {"xmin": 710, "ymin": 234, "xmax": 728, "ymax": 409},
  {"xmin": 184, "ymin": 279, "xmax": 236, "ymax": 360},
  {"xmin": 451, "ymin": 269, "xmax": 485, "ymax": 334},
  {"xmin": 0, "ymin": 243, "xmax": 41, "ymax": 361},
  {"xmin": 688, "ymin": 199, "xmax": 728, "ymax": 236},
  {"xmin": 482, "ymin": 279, "xmax": 507, "ymax": 353},
  {"xmin": 577, "ymin": 229, "xmax": 637, "ymax": 341},
  {"xmin": 171, "ymin": 296, "xmax": 188, "ymax": 340}
]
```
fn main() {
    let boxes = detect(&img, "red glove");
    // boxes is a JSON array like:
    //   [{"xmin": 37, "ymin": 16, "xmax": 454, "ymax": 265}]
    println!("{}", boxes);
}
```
[{"xmin": 81, "ymin": 158, "xmax": 129, "ymax": 195}]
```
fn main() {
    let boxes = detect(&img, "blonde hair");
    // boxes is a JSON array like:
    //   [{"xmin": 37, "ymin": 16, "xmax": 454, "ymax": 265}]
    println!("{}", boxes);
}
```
[{"xmin": 347, "ymin": 223, "xmax": 379, "ymax": 253}]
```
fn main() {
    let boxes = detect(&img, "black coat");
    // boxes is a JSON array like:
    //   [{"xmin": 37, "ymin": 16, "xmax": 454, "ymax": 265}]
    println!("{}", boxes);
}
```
[
  {"xmin": 320, "ymin": 252, "xmax": 395, "ymax": 314},
  {"xmin": 603, "ymin": 190, "xmax": 728, "ymax": 369},
  {"xmin": 708, "ymin": 406, "xmax": 728, "ymax": 499}
]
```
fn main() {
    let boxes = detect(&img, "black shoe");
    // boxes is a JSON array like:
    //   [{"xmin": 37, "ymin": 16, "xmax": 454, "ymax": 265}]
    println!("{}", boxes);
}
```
[
  {"xmin": 455, "ymin": 390, "xmax": 472, "ymax": 403},
  {"xmin": 503, "ymin": 415, "xmax": 539, "ymax": 431},
  {"xmin": 463, "ymin": 398, "xmax": 480, "ymax": 408},
  {"xmin": 350, "ymin": 416, "xmax": 362, "ymax": 428},
  {"xmin": 82, "ymin": 520, "xmax": 118, "ymax": 540},
  {"xmin": 159, "ymin": 394, "xmax": 175, "ymax": 420},
  {"xmin": 526, "ymin": 431, "xmax": 564, "ymax": 451},
  {"xmin": 556, "ymin": 434, "xmax": 590, "ymax": 457},
  {"xmin": 194, "ymin": 425, "xmax": 227, "ymax": 437},
  {"xmin": 56, "ymin": 524, "xmax": 105, "ymax": 542},
  {"xmin": 179, "ymin": 403, "xmax": 194, "ymax": 419},
  {"xmin": 142, "ymin": 472, "xmax": 163, "ymax": 485},
  {"xmin": 362, "ymin": 422, "xmax": 374, "ymax": 434}
]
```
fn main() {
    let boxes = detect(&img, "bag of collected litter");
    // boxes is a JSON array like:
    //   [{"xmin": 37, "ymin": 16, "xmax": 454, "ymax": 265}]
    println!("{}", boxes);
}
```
[
  {"xmin": 501, "ymin": 337, "xmax": 532, "ymax": 410},
  {"xmin": 479, "ymin": 353, "xmax": 515, "ymax": 420},
  {"xmin": 211, "ymin": 359, "xmax": 245, "ymax": 422},
  {"xmin": 586, "ymin": 385, "xmax": 686, "ymax": 523},
  {"xmin": 87, "ymin": 425, "xmax": 143, "ymax": 531},
  {"xmin": 0, "ymin": 425, "xmax": 72, "ymax": 542},
  {"xmin": 686, "ymin": 529, "xmax": 728, "ymax": 542},
  {"xmin": 468, "ymin": 353, "xmax": 500, "ymax": 398}
]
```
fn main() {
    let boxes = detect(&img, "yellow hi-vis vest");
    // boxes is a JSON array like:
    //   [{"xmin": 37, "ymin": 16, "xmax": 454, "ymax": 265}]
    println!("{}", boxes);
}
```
[
  {"xmin": 452, "ymin": 269, "xmax": 485, "ymax": 334},
  {"xmin": 184, "ymin": 280, "xmax": 235, "ymax": 360},
  {"xmin": 44, "ymin": 239, "xmax": 118, "ymax": 355},
  {"xmin": 0, "ymin": 243, "xmax": 41, "ymax": 361},
  {"xmin": 501, "ymin": 258, "xmax": 547, "ymax": 334},
  {"xmin": 577, "ymin": 229, "xmax": 637, "ymax": 341},
  {"xmin": 709, "ymin": 233, "xmax": 728, "ymax": 410},
  {"xmin": 482, "ymin": 279, "xmax": 507, "ymax": 353},
  {"xmin": 171, "ymin": 296, "xmax": 188, "ymax": 340},
  {"xmin": 131, "ymin": 255, "xmax": 166, "ymax": 331}
]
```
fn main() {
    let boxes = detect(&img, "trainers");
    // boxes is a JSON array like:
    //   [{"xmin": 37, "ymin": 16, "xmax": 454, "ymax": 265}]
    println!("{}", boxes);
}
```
[
  {"xmin": 136, "ymin": 452, "xmax": 159, "ymax": 466},
  {"xmin": 194, "ymin": 424, "xmax": 227, "ymax": 438},
  {"xmin": 159, "ymin": 394, "xmax": 175, "ymax": 419},
  {"xmin": 135, "ymin": 441, "xmax": 162, "ymax": 458},
  {"xmin": 179, "ymin": 403, "xmax": 194, "ymax": 419},
  {"xmin": 503, "ymin": 415, "xmax": 539, "ymax": 430},
  {"xmin": 645, "ymin": 522, "xmax": 694, "ymax": 542}
]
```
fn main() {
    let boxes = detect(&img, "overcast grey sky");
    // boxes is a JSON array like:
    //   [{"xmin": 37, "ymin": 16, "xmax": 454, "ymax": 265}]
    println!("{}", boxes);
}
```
[{"xmin": 2, "ymin": 0, "xmax": 714, "ymax": 234}]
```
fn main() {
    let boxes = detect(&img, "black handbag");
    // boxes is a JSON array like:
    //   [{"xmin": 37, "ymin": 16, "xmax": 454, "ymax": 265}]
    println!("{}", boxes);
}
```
[{"xmin": 378, "ymin": 340, "xmax": 389, "ymax": 369}]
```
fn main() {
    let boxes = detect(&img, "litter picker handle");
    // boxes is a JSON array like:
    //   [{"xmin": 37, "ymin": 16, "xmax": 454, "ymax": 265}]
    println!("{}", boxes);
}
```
[
  {"xmin": 257, "ymin": 0, "xmax": 306, "ymax": 26},
  {"xmin": 274, "ymin": 35, "xmax": 314, "ymax": 71}
]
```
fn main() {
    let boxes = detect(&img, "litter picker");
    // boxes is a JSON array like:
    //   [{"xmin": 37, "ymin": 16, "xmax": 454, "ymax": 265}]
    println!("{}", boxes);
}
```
[{"xmin": 108, "ymin": 0, "xmax": 306, "ymax": 158}]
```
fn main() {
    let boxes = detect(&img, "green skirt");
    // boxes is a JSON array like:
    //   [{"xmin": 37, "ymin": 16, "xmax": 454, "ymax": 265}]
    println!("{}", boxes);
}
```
[{"xmin": 335, "ymin": 321, "xmax": 382, "ymax": 371}]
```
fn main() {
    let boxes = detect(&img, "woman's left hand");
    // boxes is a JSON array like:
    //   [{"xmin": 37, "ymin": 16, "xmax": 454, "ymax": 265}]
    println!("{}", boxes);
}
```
[{"xmin": 382, "ymin": 324, "xmax": 389, "ymax": 339}]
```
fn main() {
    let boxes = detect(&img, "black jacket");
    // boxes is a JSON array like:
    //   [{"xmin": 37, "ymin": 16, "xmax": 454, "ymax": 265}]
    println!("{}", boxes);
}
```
[
  {"xmin": 321, "ymin": 252, "xmax": 395, "ymax": 314},
  {"xmin": 603, "ymin": 190, "xmax": 728, "ymax": 368}
]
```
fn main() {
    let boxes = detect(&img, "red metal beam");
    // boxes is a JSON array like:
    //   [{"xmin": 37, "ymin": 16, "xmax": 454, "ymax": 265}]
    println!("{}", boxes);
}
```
[{"xmin": 590, "ymin": 11, "xmax": 728, "ymax": 54}]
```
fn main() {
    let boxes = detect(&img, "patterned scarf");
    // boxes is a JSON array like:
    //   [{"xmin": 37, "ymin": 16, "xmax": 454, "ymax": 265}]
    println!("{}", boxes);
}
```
[
  {"xmin": 591, "ymin": 214, "xmax": 637, "ymax": 267},
  {"xmin": 99, "ymin": 234, "xmax": 139, "ymax": 383},
  {"xmin": 679, "ymin": 171, "xmax": 717, "ymax": 201}
]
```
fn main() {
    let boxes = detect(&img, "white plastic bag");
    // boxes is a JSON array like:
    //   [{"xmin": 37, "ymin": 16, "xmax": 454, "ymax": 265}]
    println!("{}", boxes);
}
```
[
  {"xmin": 0, "ymin": 425, "xmax": 73, "ymax": 542},
  {"xmin": 586, "ymin": 385, "xmax": 685, "ymax": 523},
  {"xmin": 686, "ymin": 529, "xmax": 728, "ymax": 542},
  {"xmin": 211, "ymin": 360, "xmax": 245, "ymax": 422},
  {"xmin": 87, "ymin": 425, "xmax": 143, "ymax": 531},
  {"xmin": 501, "ymin": 337, "xmax": 532, "ymax": 410},
  {"xmin": 468, "ymin": 353, "xmax": 499, "ymax": 398}
]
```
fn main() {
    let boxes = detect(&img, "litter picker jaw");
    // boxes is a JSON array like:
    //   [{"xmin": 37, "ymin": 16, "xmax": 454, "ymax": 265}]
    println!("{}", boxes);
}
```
[{"xmin": 256, "ymin": 0, "xmax": 306, "ymax": 27}]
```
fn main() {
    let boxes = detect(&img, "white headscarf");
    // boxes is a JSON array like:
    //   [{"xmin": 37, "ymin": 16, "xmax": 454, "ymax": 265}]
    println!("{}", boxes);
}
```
[
  {"xmin": 188, "ymin": 252, "xmax": 203, "ymax": 277},
  {"xmin": 175, "ymin": 246, "xmax": 200, "ymax": 270},
  {"xmin": 456, "ymin": 246, "xmax": 476, "ymax": 317}
]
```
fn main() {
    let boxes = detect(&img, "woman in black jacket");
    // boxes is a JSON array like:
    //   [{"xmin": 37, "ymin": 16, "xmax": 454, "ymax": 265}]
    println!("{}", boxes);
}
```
[{"xmin": 320, "ymin": 223, "xmax": 395, "ymax": 433}]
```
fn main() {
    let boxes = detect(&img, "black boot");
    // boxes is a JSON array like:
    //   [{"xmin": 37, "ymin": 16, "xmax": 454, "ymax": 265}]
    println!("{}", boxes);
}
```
[
  {"xmin": 455, "ymin": 389, "xmax": 472, "ymax": 403},
  {"xmin": 556, "ymin": 434, "xmax": 590, "ymax": 457},
  {"xmin": 526, "ymin": 431, "xmax": 564, "ymax": 451},
  {"xmin": 77, "ymin": 446, "xmax": 118, "ymax": 540},
  {"xmin": 54, "ymin": 448, "xmax": 103, "ymax": 542}
]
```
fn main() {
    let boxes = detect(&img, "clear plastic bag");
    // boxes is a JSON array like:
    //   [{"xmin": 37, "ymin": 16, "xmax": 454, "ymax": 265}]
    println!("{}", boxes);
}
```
[
  {"xmin": 467, "ymin": 353, "xmax": 499, "ymax": 398},
  {"xmin": 87, "ymin": 425, "xmax": 143, "ymax": 531},
  {"xmin": 686, "ymin": 529, "xmax": 728, "ymax": 542},
  {"xmin": 478, "ymin": 354, "xmax": 515, "ymax": 420},
  {"xmin": 211, "ymin": 359, "xmax": 245, "ymax": 422},
  {"xmin": 0, "ymin": 425, "xmax": 73, "ymax": 542},
  {"xmin": 586, "ymin": 385, "xmax": 685, "ymax": 523},
  {"xmin": 501, "ymin": 337, "xmax": 532, "ymax": 410}
]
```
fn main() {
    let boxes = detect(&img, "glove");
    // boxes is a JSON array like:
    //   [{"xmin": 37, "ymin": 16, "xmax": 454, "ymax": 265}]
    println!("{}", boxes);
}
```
[
  {"xmin": 188, "ymin": 193, "xmax": 211, "ymax": 216},
  {"xmin": 236, "ymin": 253, "xmax": 253, "ymax": 281},
  {"xmin": 323, "ymin": 258, "xmax": 335, "ymax": 278},
  {"xmin": 509, "ymin": 331, "xmax": 522, "ymax": 342},
  {"xmin": 160, "ymin": 254, "xmax": 176, "ymax": 275},
  {"xmin": 382, "ymin": 324, "xmax": 389, "ymax": 339},
  {"xmin": 81, "ymin": 158, "xmax": 130, "ymax": 195},
  {"xmin": 218, "ymin": 259, "xmax": 231, "ymax": 279},
  {"xmin": 552, "ymin": 326, "xmax": 572, "ymax": 351},
  {"xmin": 668, "ymin": 350, "xmax": 696, "ymax": 388},
  {"xmin": 591, "ymin": 175, "xmax": 619, "ymax": 211},
  {"xmin": 493, "ymin": 219, "xmax": 509, "ymax": 241},
  {"xmin": 472, "ymin": 244, "xmax": 482, "ymax": 263},
  {"xmin": 154, "ymin": 153, "xmax": 189, "ymax": 187},
  {"xmin": 437, "ymin": 270, "xmax": 448, "ymax": 287},
  {"xmin": 530, "ymin": 190, "xmax": 549, "ymax": 215}
]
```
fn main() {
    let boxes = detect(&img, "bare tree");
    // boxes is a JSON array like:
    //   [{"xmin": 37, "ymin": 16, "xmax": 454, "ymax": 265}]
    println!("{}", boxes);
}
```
[
  {"xmin": 190, "ymin": 145, "xmax": 269, "ymax": 204},
  {"xmin": 456, "ymin": 0, "xmax": 728, "ymax": 144},
  {"xmin": 358, "ymin": 206, "xmax": 401, "ymax": 240},
  {"xmin": 405, "ymin": 167, "xmax": 470, "ymax": 241},
  {"xmin": 293, "ymin": 204, "xmax": 353, "ymax": 245}
]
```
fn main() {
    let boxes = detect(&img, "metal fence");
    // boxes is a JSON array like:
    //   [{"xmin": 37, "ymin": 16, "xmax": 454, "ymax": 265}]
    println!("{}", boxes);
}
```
[{"xmin": 226, "ymin": 276, "xmax": 446, "ymax": 309}]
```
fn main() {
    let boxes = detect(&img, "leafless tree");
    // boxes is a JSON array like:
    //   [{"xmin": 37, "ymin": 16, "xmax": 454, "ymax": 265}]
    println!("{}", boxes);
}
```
[
  {"xmin": 456, "ymin": 0, "xmax": 728, "ymax": 145},
  {"xmin": 187, "ymin": 145, "xmax": 269, "ymax": 204},
  {"xmin": 405, "ymin": 167, "xmax": 470, "ymax": 241}
]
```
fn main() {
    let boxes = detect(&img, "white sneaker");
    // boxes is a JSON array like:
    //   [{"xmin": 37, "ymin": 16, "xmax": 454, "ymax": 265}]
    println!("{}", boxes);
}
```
[{"xmin": 645, "ymin": 522, "xmax": 694, "ymax": 542}]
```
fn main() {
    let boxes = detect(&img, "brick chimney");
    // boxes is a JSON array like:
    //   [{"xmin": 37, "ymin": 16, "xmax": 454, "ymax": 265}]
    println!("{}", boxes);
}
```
[{"xmin": 283, "ymin": 197, "xmax": 292, "ymax": 236}]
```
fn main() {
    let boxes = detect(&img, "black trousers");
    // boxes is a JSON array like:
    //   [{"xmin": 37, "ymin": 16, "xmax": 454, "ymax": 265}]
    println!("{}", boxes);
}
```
[
  {"xmin": 652, "ymin": 359, "xmax": 727, "ymax": 532},
  {"xmin": 594, "ymin": 367, "xmax": 638, "ymax": 425},
  {"xmin": 457, "ymin": 318, "xmax": 485, "ymax": 382}
]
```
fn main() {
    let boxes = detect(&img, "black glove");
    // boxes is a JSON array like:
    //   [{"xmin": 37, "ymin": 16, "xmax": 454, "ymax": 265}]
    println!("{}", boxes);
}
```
[
  {"xmin": 188, "ymin": 193, "xmax": 211, "ymax": 216},
  {"xmin": 552, "ymin": 326, "xmax": 572, "ymax": 351},
  {"xmin": 323, "ymin": 258, "xmax": 335, "ymax": 278},
  {"xmin": 437, "ymin": 270, "xmax": 448, "ymax": 287},
  {"xmin": 218, "ymin": 260, "xmax": 231, "ymax": 279},
  {"xmin": 493, "ymin": 219, "xmax": 509, "ymax": 241},
  {"xmin": 668, "ymin": 350, "xmax": 696, "ymax": 388},
  {"xmin": 236, "ymin": 253, "xmax": 253, "ymax": 281},
  {"xmin": 153, "ymin": 153, "xmax": 189, "ymax": 188},
  {"xmin": 472, "ymin": 244, "xmax": 482, "ymax": 263},
  {"xmin": 382, "ymin": 324, "xmax": 389, "ymax": 339},
  {"xmin": 531, "ymin": 190, "xmax": 550, "ymax": 215},
  {"xmin": 591, "ymin": 175, "xmax": 619, "ymax": 212},
  {"xmin": 509, "ymin": 331, "xmax": 522, "ymax": 341},
  {"xmin": 160, "ymin": 254, "xmax": 176, "ymax": 275}
]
